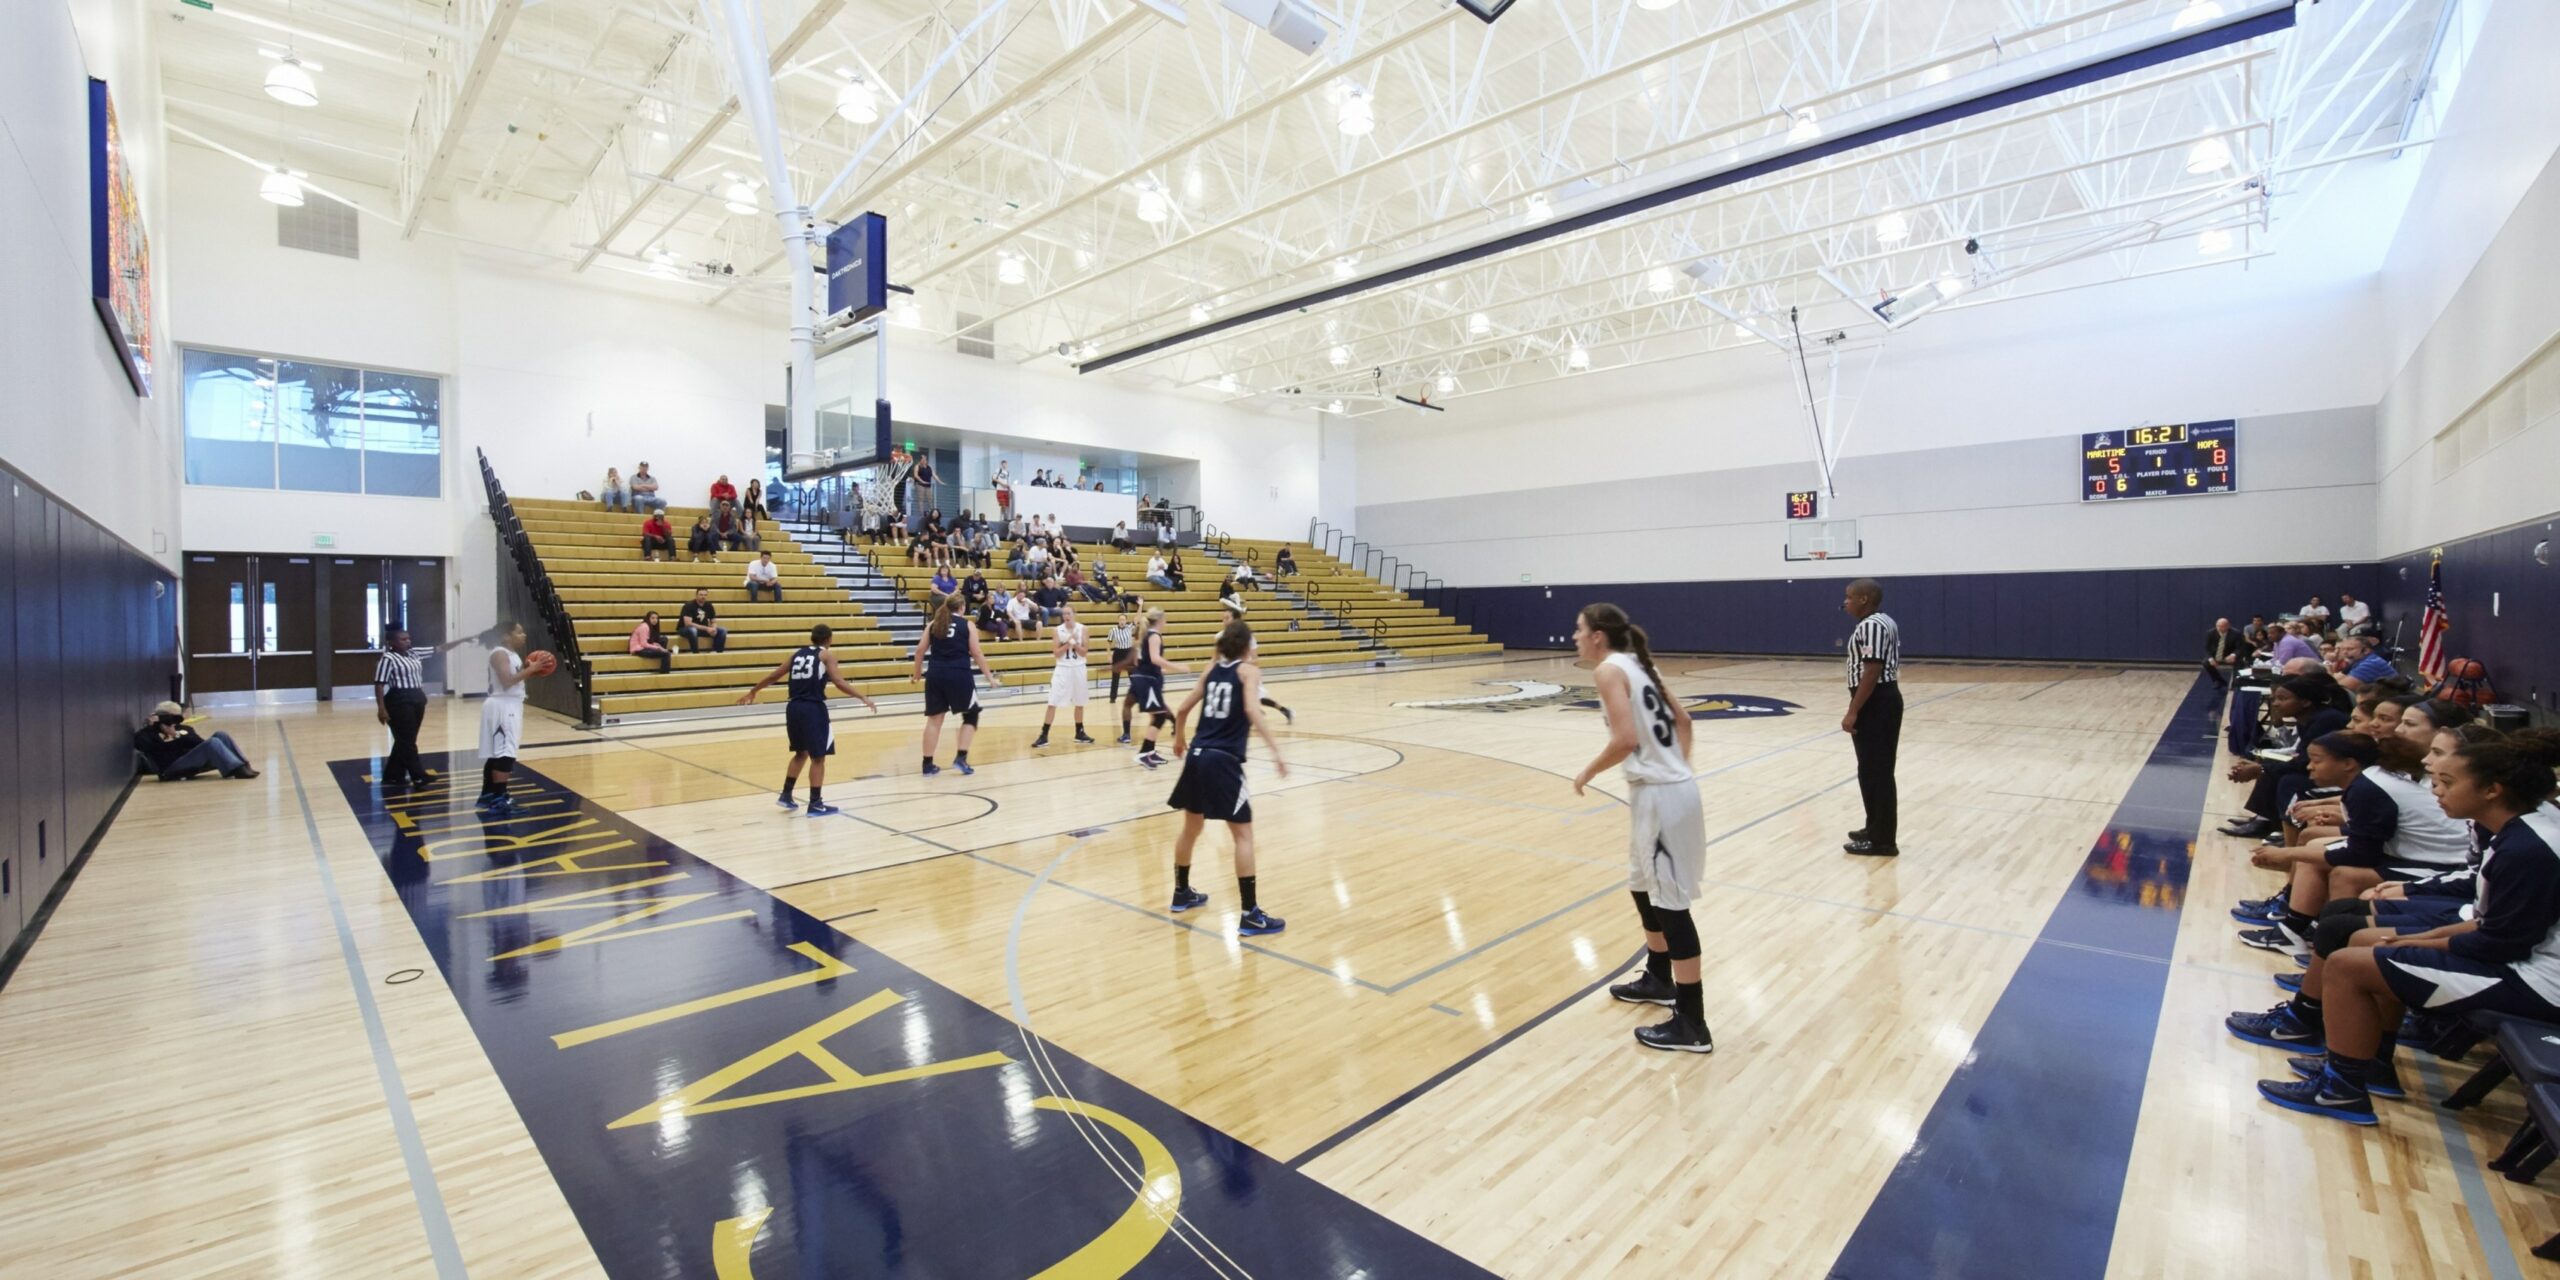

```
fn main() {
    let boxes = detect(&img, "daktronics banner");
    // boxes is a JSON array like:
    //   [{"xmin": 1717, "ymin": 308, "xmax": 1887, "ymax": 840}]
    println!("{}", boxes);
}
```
[{"xmin": 825, "ymin": 212, "xmax": 888, "ymax": 322}]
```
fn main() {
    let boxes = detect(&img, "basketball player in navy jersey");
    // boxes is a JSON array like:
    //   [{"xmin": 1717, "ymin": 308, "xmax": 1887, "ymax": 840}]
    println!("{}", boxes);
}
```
[
  {"xmin": 912, "ymin": 593, "xmax": 996, "ymax": 776},
  {"xmin": 1166, "ymin": 620, "xmax": 1289, "ymax": 935},
  {"xmin": 1127, "ymin": 606, "xmax": 1190, "ymax": 768},
  {"xmin": 738, "ymin": 624, "xmax": 878, "ymax": 816}
]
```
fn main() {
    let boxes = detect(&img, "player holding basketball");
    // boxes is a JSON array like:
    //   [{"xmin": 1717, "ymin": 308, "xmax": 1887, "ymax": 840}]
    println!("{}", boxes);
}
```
[
  {"xmin": 1129, "ymin": 606, "xmax": 1190, "ymax": 768},
  {"xmin": 1032, "ymin": 602, "xmax": 1095, "ymax": 749},
  {"xmin": 913, "ymin": 593, "xmax": 995, "ymax": 776},
  {"xmin": 737, "ymin": 624, "xmax": 878, "ymax": 816},
  {"xmin": 476, "ymin": 621, "xmax": 537, "ymax": 816},
  {"xmin": 1166, "ymin": 620, "xmax": 1288, "ymax": 935},
  {"xmin": 1572, "ymin": 603, "xmax": 1713, "ymax": 1054}
]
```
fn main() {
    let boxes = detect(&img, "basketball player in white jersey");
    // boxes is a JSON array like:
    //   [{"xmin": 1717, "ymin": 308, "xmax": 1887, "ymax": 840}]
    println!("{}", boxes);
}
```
[
  {"xmin": 1571, "ymin": 603, "xmax": 1713, "ymax": 1053},
  {"xmin": 1033, "ymin": 602, "xmax": 1096, "ymax": 748},
  {"xmin": 476, "ymin": 621, "xmax": 531, "ymax": 816}
]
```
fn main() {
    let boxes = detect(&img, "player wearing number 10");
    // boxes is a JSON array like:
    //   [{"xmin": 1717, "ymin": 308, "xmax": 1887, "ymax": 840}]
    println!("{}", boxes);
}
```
[
  {"xmin": 1166, "ymin": 621, "xmax": 1290, "ymax": 936},
  {"xmin": 1572, "ymin": 603, "xmax": 1713, "ymax": 1055}
]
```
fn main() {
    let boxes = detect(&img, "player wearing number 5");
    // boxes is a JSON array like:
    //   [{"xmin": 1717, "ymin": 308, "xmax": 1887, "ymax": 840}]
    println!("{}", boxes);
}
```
[
  {"xmin": 1841, "ymin": 579, "xmax": 1903, "ymax": 857},
  {"xmin": 1572, "ymin": 603, "xmax": 1712, "ymax": 1054},
  {"xmin": 738, "ymin": 624, "xmax": 878, "ymax": 817},
  {"xmin": 1166, "ymin": 621, "xmax": 1290, "ymax": 936}
]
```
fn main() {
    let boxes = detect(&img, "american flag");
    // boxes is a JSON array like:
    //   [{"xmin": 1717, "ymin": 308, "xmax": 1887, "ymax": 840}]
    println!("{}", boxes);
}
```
[{"xmin": 2417, "ymin": 558, "xmax": 2450, "ymax": 682}]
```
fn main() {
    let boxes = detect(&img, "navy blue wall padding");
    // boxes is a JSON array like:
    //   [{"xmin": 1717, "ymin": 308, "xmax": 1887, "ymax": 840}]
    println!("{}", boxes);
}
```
[
  {"xmin": 1448, "ymin": 561, "xmax": 2387, "ymax": 665},
  {"xmin": 2374, "ymin": 514, "xmax": 2560, "ymax": 717}
]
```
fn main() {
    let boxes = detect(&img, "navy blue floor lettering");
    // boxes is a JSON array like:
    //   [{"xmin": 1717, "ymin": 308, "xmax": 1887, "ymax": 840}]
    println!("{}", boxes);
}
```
[
  {"xmin": 332, "ymin": 754, "xmax": 1485, "ymax": 1278},
  {"xmin": 1828, "ymin": 677, "xmax": 2220, "ymax": 1279}
]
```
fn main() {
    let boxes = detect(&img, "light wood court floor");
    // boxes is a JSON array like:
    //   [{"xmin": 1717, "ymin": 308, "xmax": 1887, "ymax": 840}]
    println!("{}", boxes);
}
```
[{"xmin": 0, "ymin": 654, "xmax": 2546, "ymax": 1276}]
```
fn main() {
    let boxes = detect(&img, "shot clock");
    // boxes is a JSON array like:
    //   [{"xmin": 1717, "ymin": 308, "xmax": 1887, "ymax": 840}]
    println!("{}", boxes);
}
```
[{"xmin": 2081, "ymin": 421, "xmax": 2236, "ymax": 501}]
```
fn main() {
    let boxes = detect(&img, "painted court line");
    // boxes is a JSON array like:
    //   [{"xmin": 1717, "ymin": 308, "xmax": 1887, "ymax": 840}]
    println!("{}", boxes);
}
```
[
  {"xmin": 2414, "ymin": 1055, "xmax": 2528, "ymax": 1280},
  {"xmin": 278, "ymin": 728, "xmax": 468, "ymax": 1280}
]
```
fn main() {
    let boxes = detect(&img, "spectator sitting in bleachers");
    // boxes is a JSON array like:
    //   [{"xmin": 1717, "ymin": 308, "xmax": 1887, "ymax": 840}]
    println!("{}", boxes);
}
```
[
  {"xmin": 630, "ymin": 462, "xmax": 666, "ymax": 512},
  {"xmin": 1146, "ymin": 551, "xmax": 1173, "ymax": 591},
  {"xmin": 1004, "ymin": 588, "xmax": 1033, "ymax": 641},
  {"xmin": 970, "ymin": 522, "xmax": 997, "ymax": 569},
  {"xmin": 737, "ymin": 507, "xmax": 764, "ymax": 552},
  {"xmin": 931, "ymin": 565, "xmax": 959, "ymax": 598},
  {"xmin": 640, "ymin": 511, "xmax": 675, "ymax": 562},
  {"xmin": 687, "ymin": 513, "xmax": 721, "ymax": 562},
  {"xmin": 679, "ymin": 588, "xmax": 727, "ymax": 653},
  {"xmin": 743, "ymin": 478, "xmax": 767, "ymax": 521},
  {"xmin": 2299, "ymin": 595, "xmax": 2332, "ymax": 637},
  {"xmin": 2269, "ymin": 620, "xmax": 2319, "ymax": 667},
  {"xmin": 630, "ymin": 610, "xmax": 674, "ymax": 673},
  {"xmin": 710, "ymin": 473, "xmax": 738, "ymax": 511},
  {"xmin": 2203, "ymin": 616, "xmax": 2249, "ymax": 688},
  {"xmin": 1219, "ymin": 585, "xmax": 1247, "ymax": 618},
  {"xmin": 1023, "ymin": 539, "xmax": 1051, "ymax": 580},
  {"xmin": 713, "ymin": 501, "xmax": 750, "ymax": 552},
  {"xmin": 602, "ymin": 467, "xmax": 629, "ymax": 512},
  {"xmin": 2242, "ymin": 614, "xmax": 2270, "ymax": 651},
  {"xmin": 1034, "ymin": 578, "xmax": 1069, "ymax": 633},
  {"xmin": 1111, "ymin": 520, "xmax": 1133, "ymax": 552},
  {"xmin": 1164, "ymin": 547, "xmax": 1187, "ymax": 592},
  {"xmin": 962, "ymin": 569, "xmax": 989, "ymax": 616},
  {"xmin": 1275, "ymin": 545, "xmax": 1298, "ymax": 578},
  {"xmin": 1232, "ymin": 555, "xmax": 1262, "ymax": 591},
  {"xmin": 2336, "ymin": 635, "xmax": 2396, "ymax": 693},
  {"xmin": 2336, "ymin": 591, "xmax": 2371, "ymax": 635},
  {"xmin": 744, "ymin": 552, "xmax": 782, "ymax": 603}
]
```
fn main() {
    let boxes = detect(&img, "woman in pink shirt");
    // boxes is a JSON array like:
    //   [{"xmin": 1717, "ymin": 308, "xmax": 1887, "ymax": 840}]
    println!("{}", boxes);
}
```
[{"xmin": 630, "ymin": 610, "xmax": 673, "ymax": 673}]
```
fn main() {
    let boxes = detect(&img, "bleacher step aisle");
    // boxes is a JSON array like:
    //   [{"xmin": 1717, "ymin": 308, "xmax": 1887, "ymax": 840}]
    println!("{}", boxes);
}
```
[{"xmin": 777, "ymin": 517, "xmax": 922, "ymax": 644}]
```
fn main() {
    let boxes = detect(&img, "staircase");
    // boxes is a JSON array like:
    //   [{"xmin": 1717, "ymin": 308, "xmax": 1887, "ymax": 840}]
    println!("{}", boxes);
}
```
[
  {"xmin": 1224, "ymin": 533, "xmax": 1501, "ymax": 662},
  {"xmin": 776, "ymin": 517, "xmax": 923, "ymax": 645},
  {"xmin": 1190, "ymin": 540, "xmax": 1382, "ymax": 655}
]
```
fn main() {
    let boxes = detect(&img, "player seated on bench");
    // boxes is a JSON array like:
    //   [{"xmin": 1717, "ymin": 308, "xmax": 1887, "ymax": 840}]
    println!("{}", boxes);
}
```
[
  {"xmin": 2278, "ymin": 695, "xmax": 2408, "ymax": 838},
  {"xmin": 2249, "ymin": 730, "xmax": 2560, "ymax": 1125},
  {"xmin": 2220, "ymin": 673, "xmax": 2352, "ymax": 840},
  {"xmin": 2236, "ymin": 732, "xmax": 2469, "ymax": 950}
]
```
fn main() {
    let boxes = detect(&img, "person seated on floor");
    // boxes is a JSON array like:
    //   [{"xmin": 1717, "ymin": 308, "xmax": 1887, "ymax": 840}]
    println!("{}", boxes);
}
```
[
  {"xmin": 2225, "ymin": 724, "xmax": 2504, "ymax": 1059},
  {"xmin": 629, "ymin": 610, "xmax": 674, "ymax": 673},
  {"xmin": 2221, "ymin": 673, "xmax": 2353, "ymax": 840},
  {"xmin": 2237, "ymin": 731, "xmax": 2471, "ymax": 949},
  {"xmin": 687, "ymin": 513, "xmax": 721, "ymax": 562},
  {"xmin": 639, "ymin": 510, "xmax": 675, "ymax": 562},
  {"xmin": 133, "ymin": 701, "xmax": 260, "ymax": 780},
  {"xmin": 744, "ymin": 551, "xmax": 783, "ymax": 603},
  {"xmin": 2252, "ymin": 730, "xmax": 2560, "ymax": 1125}
]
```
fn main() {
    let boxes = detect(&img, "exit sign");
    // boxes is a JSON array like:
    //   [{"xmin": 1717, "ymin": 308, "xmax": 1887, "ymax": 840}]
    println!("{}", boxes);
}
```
[{"xmin": 313, "ymin": 532, "xmax": 337, "ymax": 548}]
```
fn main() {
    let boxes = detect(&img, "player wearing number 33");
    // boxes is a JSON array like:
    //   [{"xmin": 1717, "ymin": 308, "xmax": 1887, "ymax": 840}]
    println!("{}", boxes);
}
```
[
  {"xmin": 1572, "ymin": 603, "xmax": 1713, "ymax": 1054},
  {"xmin": 737, "ymin": 624, "xmax": 878, "ymax": 817}
]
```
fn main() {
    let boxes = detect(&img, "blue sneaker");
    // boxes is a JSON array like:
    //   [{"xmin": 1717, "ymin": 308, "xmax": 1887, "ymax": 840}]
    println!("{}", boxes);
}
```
[
  {"xmin": 953, "ymin": 760, "xmax": 975, "ymax": 776},
  {"xmin": 475, "ymin": 791, "xmax": 503, "ymax": 810},
  {"xmin": 483, "ymin": 796, "xmax": 519, "ymax": 818},
  {"xmin": 2232, "ymin": 897, "xmax": 2286, "ymax": 923},
  {"xmin": 1116, "ymin": 732, "xmax": 1132, "ymax": 745},
  {"xmin": 922, "ymin": 763, "xmax": 942, "ymax": 777},
  {"xmin": 2287, "ymin": 1053, "xmax": 2406, "ymax": 1100},
  {"xmin": 2272, "ymin": 972, "xmax": 2305, "ymax": 993},
  {"xmin": 1169, "ymin": 887, "xmax": 1208, "ymax": 912},
  {"xmin": 2258, "ymin": 1065, "xmax": 2377, "ymax": 1125},
  {"xmin": 1237, "ymin": 908, "xmax": 1286, "ymax": 936},
  {"xmin": 806, "ymin": 801, "xmax": 840, "ymax": 817},
  {"xmin": 2227, "ymin": 1003, "xmax": 2323, "ymax": 1050},
  {"xmin": 1136, "ymin": 750, "xmax": 1167, "ymax": 769},
  {"xmin": 777, "ymin": 795, "xmax": 800, "ymax": 810}
]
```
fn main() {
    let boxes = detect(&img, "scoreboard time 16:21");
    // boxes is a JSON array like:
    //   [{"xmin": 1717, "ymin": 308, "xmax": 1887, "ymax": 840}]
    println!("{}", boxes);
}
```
[{"xmin": 2081, "ymin": 420, "xmax": 2237, "ymax": 502}]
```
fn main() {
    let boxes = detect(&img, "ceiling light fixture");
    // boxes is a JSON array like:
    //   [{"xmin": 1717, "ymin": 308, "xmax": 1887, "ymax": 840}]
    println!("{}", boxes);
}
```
[
  {"xmin": 1937, "ymin": 272, "xmax": 1970, "ymax": 299},
  {"xmin": 1328, "ymin": 345, "xmax": 1350, "ymax": 368},
  {"xmin": 1787, "ymin": 110, "xmax": 1821, "ymax": 143},
  {"xmin": 2185, "ymin": 136, "xmax": 2234, "ymax": 174},
  {"xmin": 1467, "ymin": 312, "xmax": 1490, "ymax": 336},
  {"xmin": 1645, "ymin": 266, "xmax": 1677, "ymax": 294},
  {"xmin": 1875, "ymin": 211, "xmax": 1911, "ymax": 244},
  {"xmin": 1217, "ymin": 373, "xmax": 1238, "ymax": 393},
  {"xmin": 891, "ymin": 297, "xmax": 921, "ymax": 327},
  {"xmin": 1435, "ymin": 372, "xmax": 1456, "ymax": 394},
  {"xmin": 996, "ymin": 252, "xmax": 1027, "ymax": 285},
  {"xmin": 724, "ymin": 180, "xmax": 758, "ymax": 215},
  {"xmin": 2172, "ymin": 1, "xmax": 2225, "ymax": 31},
  {"xmin": 835, "ymin": 74, "xmax": 879, "ymax": 124},
  {"xmin": 1336, "ymin": 85, "xmax": 1375, "ymax": 137},
  {"xmin": 1326, "ymin": 400, "xmax": 1346, "ymax": 414},
  {"xmin": 263, "ymin": 56, "xmax": 318, "ymax": 107},
  {"xmin": 1523, "ymin": 192, "xmax": 1551, "ymax": 223},
  {"xmin": 258, "ymin": 169, "xmax": 304, "ymax": 207},
  {"xmin": 1635, "ymin": 0, "xmax": 1676, "ymax": 10},
  {"xmin": 1332, "ymin": 256, "xmax": 1358, "ymax": 281},
  {"xmin": 1191, "ymin": 303, "xmax": 1212, "ymax": 324},
  {"xmin": 2197, "ymin": 226, "xmax": 2235, "ymax": 254},
  {"xmin": 1567, "ymin": 343, "xmax": 1591, "ymax": 371},
  {"xmin": 1135, "ymin": 183, "xmax": 1169, "ymax": 224}
]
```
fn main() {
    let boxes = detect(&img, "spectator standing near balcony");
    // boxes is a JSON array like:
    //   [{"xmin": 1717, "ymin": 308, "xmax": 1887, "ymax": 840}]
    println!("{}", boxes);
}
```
[
  {"xmin": 630, "ymin": 462, "xmax": 665, "ymax": 512},
  {"xmin": 601, "ymin": 467, "xmax": 629, "ymax": 512},
  {"xmin": 908, "ymin": 453, "xmax": 937, "ymax": 534}
]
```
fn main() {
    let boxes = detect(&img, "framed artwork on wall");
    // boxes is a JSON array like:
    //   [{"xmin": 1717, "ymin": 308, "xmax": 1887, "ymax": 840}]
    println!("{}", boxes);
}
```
[{"xmin": 89, "ymin": 76, "xmax": 156, "ymax": 397}]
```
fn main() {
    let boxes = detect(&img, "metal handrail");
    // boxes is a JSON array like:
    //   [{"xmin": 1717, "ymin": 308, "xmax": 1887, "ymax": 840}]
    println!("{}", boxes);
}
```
[{"xmin": 477, "ymin": 450, "xmax": 593, "ymax": 721}]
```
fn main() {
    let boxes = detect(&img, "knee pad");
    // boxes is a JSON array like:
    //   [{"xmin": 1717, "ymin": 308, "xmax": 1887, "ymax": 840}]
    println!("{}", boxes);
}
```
[
  {"xmin": 2312, "ymin": 901, "xmax": 2371, "ymax": 958},
  {"xmin": 1655, "ymin": 908, "xmax": 1702, "ymax": 962},
  {"xmin": 1629, "ymin": 891, "xmax": 1661, "ymax": 934},
  {"xmin": 961, "ymin": 707, "xmax": 982, "ymax": 729}
]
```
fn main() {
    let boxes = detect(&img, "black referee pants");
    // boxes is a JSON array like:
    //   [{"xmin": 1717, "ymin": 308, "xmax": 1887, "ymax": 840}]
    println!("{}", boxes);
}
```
[
  {"xmin": 1852, "ymin": 682, "xmax": 1904, "ymax": 844},
  {"xmin": 384, "ymin": 689, "xmax": 429, "ymax": 784}
]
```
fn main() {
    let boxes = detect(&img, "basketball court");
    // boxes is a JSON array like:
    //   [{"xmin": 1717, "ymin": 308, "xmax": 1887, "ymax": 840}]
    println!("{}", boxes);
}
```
[{"xmin": 8, "ymin": 0, "xmax": 2560, "ymax": 1275}]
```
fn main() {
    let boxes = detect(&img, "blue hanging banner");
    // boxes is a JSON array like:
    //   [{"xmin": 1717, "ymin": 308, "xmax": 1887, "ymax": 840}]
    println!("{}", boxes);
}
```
[{"xmin": 826, "ymin": 211, "xmax": 888, "ymax": 321}]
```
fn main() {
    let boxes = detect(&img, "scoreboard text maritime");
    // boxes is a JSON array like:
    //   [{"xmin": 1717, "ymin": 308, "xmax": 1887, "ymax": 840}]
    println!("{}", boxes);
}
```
[{"xmin": 2081, "ymin": 420, "xmax": 2237, "ymax": 502}]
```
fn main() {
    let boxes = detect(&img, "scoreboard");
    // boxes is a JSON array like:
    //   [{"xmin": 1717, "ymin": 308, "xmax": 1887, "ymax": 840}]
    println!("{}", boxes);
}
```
[
  {"xmin": 1785, "ymin": 490, "xmax": 1820, "ymax": 520},
  {"xmin": 2081, "ymin": 420, "xmax": 2236, "ymax": 501}
]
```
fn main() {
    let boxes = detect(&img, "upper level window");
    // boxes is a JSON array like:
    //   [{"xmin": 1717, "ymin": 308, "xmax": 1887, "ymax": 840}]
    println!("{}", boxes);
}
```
[{"xmin": 182, "ymin": 348, "xmax": 441, "ymax": 497}]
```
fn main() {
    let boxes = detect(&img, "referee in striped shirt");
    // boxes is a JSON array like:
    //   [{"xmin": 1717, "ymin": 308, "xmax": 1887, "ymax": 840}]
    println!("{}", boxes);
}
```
[
  {"xmin": 374, "ymin": 627, "xmax": 432, "ymax": 789},
  {"xmin": 1841, "ymin": 580, "xmax": 1902, "ymax": 857}
]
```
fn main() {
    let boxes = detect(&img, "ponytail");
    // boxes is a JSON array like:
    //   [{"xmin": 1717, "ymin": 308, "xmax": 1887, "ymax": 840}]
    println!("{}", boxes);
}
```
[
  {"xmin": 2455, "ymin": 728, "xmax": 2560, "ymax": 813},
  {"xmin": 928, "ymin": 592, "xmax": 958, "ymax": 635},
  {"xmin": 1580, "ymin": 603, "xmax": 1670, "ymax": 699}
]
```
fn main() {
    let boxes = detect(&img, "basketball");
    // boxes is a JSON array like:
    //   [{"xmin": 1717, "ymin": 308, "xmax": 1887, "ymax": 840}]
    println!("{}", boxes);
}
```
[
  {"xmin": 525, "ymin": 649, "xmax": 558, "ymax": 676},
  {"xmin": 2452, "ymin": 658, "xmax": 2485, "ymax": 680}
]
